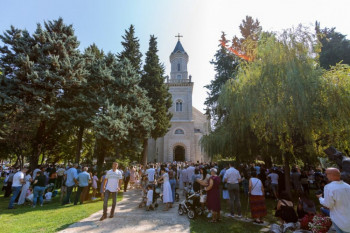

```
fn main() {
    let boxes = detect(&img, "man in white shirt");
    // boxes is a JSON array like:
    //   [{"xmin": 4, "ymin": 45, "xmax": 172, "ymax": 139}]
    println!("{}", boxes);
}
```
[
  {"xmin": 317, "ymin": 168, "xmax": 350, "ymax": 233},
  {"xmin": 62, "ymin": 164, "xmax": 78, "ymax": 205},
  {"xmin": 8, "ymin": 167, "xmax": 27, "ymax": 209},
  {"xmin": 145, "ymin": 165, "xmax": 156, "ymax": 183},
  {"xmin": 224, "ymin": 163, "xmax": 242, "ymax": 218},
  {"xmin": 100, "ymin": 162, "xmax": 123, "ymax": 221}
]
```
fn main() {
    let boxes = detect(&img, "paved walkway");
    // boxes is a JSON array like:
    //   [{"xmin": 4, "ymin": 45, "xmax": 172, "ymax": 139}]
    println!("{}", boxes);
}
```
[{"xmin": 59, "ymin": 189, "xmax": 190, "ymax": 233}]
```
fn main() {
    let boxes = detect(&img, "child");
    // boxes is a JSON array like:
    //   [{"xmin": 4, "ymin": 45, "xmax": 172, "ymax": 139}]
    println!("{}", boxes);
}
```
[
  {"xmin": 92, "ymin": 172, "xmax": 98, "ymax": 200},
  {"xmin": 146, "ymin": 184, "xmax": 154, "ymax": 211},
  {"xmin": 26, "ymin": 187, "xmax": 33, "ymax": 203}
]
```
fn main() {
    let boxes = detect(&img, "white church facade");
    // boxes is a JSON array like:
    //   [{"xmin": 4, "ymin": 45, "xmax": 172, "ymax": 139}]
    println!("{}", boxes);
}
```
[{"xmin": 147, "ymin": 38, "xmax": 210, "ymax": 162}]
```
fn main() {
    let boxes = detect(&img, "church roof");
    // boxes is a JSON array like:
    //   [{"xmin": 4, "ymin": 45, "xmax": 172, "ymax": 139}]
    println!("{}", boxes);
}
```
[{"xmin": 172, "ymin": 40, "xmax": 187, "ymax": 54}]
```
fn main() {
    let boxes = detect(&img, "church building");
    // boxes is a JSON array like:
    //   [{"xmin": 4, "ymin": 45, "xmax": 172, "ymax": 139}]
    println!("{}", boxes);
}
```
[{"xmin": 147, "ymin": 37, "xmax": 209, "ymax": 162}]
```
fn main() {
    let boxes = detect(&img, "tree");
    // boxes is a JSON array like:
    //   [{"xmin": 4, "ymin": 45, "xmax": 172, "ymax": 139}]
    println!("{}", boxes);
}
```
[
  {"xmin": 204, "ymin": 32, "xmax": 238, "ymax": 122},
  {"xmin": 117, "ymin": 25, "xmax": 143, "ymax": 75},
  {"xmin": 0, "ymin": 18, "xmax": 87, "ymax": 169},
  {"xmin": 316, "ymin": 21, "xmax": 350, "ymax": 69},
  {"xmin": 203, "ymin": 26, "xmax": 350, "ymax": 195},
  {"xmin": 92, "ymin": 53, "xmax": 154, "ymax": 171},
  {"xmin": 205, "ymin": 16, "xmax": 262, "ymax": 123},
  {"xmin": 140, "ymin": 35, "xmax": 172, "ymax": 165}
]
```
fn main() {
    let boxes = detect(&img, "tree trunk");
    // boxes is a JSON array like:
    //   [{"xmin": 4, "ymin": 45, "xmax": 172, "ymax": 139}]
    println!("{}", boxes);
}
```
[
  {"xmin": 141, "ymin": 138, "xmax": 148, "ymax": 167},
  {"xmin": 284, "ymin": 152, "xmax": 291, "ymax": 197},
  {"xmin": 31, "ymin": 121, "xmax": 46, "ymax": 170},
  {"xmin": 75, "ymin": 126, "xmax": 84, "ymax": 164},
  {"xmin": 96, "ymin": 138, "xmax": 106, "ymax": 174}
]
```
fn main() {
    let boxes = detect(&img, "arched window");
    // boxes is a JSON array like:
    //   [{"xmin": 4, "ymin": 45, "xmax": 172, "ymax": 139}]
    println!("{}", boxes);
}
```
[
  {"xmin": 176, "ymin": 100, "xmax": 183, "ymax": 112},
  {"xmin": 175, "ymin": 129, "xmax": 184, "ymax": 134},
  {"xmin": 177, "ymin": 63, "xmax": 181, "ymax": 71}
]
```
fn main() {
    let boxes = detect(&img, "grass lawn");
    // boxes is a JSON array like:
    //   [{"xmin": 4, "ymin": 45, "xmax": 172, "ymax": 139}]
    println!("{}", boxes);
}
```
[
  {"xmin": 190, "ymin": 193, "xmax": 277, "ymax": 233},
  {"xmin": 190, "ymin": 188, "xmax": 322, "ymax": 233},
  {"xmin": 0, "ymin": 178, "xmax": 123, "ymax": 233}
]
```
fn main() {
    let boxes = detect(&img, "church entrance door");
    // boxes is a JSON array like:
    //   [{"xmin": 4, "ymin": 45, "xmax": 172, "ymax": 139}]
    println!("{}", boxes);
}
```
[{"xmin": 174, "ymin": 145, "xmax": 185, "ymax": 161}]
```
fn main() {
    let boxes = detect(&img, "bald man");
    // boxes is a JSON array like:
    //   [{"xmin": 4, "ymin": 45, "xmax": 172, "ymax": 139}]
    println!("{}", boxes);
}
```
[{"xmin": 317, "ymin": 168, "xmax": 350, "ymax": 233}]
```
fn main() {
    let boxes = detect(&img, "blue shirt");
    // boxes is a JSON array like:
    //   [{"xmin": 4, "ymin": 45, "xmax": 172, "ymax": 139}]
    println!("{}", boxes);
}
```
[
  {"xmin": 255, "ymin": 166, "xmax": 261, "ymax": 175},
  {"xmin": 65, "ymin": 167, "xmax": 78, "ymax": 187},
  {"xmin": 77, "ymin": 171, "xmax": 90, "ymax": 187}
]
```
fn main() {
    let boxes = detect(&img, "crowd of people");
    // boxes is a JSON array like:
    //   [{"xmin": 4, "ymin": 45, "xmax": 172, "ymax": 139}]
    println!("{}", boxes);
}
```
[{"xmin": 1, "ymin": 160, "xmax": 350, "ymax": 232}]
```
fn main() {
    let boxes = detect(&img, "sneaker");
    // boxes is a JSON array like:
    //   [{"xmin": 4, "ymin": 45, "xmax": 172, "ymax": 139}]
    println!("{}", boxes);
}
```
[
  {"xmin": 235, "ymin": 215, "xmax": 242, "ymax": 218},
  {"xmin": 226, "ymin": 213, "xmax": 235, "ymax": 218}
]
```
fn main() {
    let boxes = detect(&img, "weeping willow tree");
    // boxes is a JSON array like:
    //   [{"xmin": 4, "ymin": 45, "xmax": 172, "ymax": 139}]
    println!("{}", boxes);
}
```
[{"xmin": 202, "ymin": 26, "xmax": 350, "ymax": 194}]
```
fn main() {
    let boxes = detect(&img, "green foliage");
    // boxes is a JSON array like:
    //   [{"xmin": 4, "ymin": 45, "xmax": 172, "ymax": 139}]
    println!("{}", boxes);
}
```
[
  {"xmin": 0, "ymin": 18, "xmax": 87, "ymax": 168},
  {"xmin": 205, "ymin": 16, "xmax": 261, "ymax": 122},
  {"xmin": 141, "ymin": 35, "xmax": 172, "ymax": 139},
  {"xmin": 316, "ymin": 21, "xmax": 350, "ymax": 69},
  {"xmin": 0, "ymin": 19, "xmax": 156, "ymax": 169},
  {"xmin": 117, "ymin": 25, "xmax": 143, "ymax": 75},
  {"xmin": 202, "ymin": 25, "xmax": 350, "ymax": 165}
]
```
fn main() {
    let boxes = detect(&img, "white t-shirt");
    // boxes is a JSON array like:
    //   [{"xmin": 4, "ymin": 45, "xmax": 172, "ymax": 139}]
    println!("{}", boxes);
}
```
[
  {"xmin": 319, "ymin": 181, "xmax": 350, "ymax": 232},
  {"xmin": 268, "ymin": 173, "xmax": 279, "ymax": 184},
  {"xmin": 12, "ymin": 171, "xmax": 24, "ymax": 187},
  {"xmin": 250, "ymin": 177, "xmax": 263, "ymax": 196},
  {"xmin": 105, "ymin": 169, "xmax": 123, "ymax": 192},
  {"xmin": 45, "ymin": 192, "xmax": 52, "ymax": 200},
  {"xmin": 146, "ymin": 168, "xmax": 155, "ymax": 182},
  {"xmin": 224, "ymin": 167, "xmax": 241, "ymax": 184}
]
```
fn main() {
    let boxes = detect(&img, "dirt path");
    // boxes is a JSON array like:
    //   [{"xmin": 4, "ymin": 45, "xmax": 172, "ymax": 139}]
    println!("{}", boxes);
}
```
[{"xmin": 59, "ymin": 189, "xmax": 190, "ymax": 233}]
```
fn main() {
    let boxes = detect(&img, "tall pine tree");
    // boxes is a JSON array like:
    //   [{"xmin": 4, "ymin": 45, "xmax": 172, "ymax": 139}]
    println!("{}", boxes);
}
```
[
  {"xmin": 0, "ymin": 18, "xmax": 87, "ymax": 169},
  {"xmin": 117, "ymin": 25, "xmax": 143, "ymax": 75},
  {"xmin": 140, "ymin": 35, "xmax": 172, "ymax": 165}
]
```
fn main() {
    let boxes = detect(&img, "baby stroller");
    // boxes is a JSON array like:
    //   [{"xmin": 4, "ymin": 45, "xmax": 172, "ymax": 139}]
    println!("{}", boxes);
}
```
[{"xmin": 178, "ymin": 190, "xmax": 203, "ymax": 219}]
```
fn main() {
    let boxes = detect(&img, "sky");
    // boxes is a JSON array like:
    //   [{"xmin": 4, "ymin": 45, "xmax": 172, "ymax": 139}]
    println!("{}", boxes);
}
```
[{"xmin": 1, "ymin": 0, "xmax": 349, "ymax": 112}]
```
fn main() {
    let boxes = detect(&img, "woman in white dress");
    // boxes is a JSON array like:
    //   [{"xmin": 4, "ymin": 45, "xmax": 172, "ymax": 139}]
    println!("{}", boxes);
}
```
[
  {"xmin": 157, "ymin": 168, "xmax": 173, "ymax": 211},
  {"xmin": 18, "ymin": 170, "xmax": 32, "ymax": 205}
]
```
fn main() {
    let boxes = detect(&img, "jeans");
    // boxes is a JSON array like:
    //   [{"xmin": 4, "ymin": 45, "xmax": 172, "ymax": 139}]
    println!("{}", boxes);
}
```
[
  {"xmin": 74, "ymin": 186, "xmax": 88, "ymax": 205},
  {"xmin": 333, "ymin": 222, "xmax": 349, "ymax": 233},
  {"xmin": 227, "ymin": 183, "xmax": 241, "ymax": 215},
  {"xmin": 8, "ymin": 186, "xmax": 22, "ymax": 208},
  {"xmin": 169, "ymin": 178, "xmax": 176, "ymax": 203},
  {"xmin": 124, "ymin": 177, "xmax": 130, "ymax": 192},
  {"xmin": 103, "ymin": 190, "xmax": 117, "ymax": 216},
  {"xmin": 320, "ymin": 207, "xmax": 330, "ymax": 216},
  {"xmin": 62, "ymin": 185, "xmax": 74, "ymax": 205},
  {"xmin": 33, "ymin": 186, "xmax": 45, "ymax": 206}
]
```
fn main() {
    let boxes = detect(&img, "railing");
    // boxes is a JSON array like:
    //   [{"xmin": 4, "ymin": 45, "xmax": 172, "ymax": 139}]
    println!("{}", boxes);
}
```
[{"xmin": 167, "ymin": 78, "xmax": 191, "ymax": 84}]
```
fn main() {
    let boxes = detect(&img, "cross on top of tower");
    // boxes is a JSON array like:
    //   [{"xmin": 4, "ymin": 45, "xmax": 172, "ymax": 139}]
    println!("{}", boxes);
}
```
[{"xmin": 175, "ymin": 33, "xmax": 183, "ymax": 41}]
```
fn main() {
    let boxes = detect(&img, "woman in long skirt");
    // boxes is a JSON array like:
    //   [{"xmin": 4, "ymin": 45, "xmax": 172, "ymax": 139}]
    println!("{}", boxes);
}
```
[
  {"xmin": 157, "ymin": 168, "xmax": 173, "ymax": 211},
  {"xmin": 249, "ymin": 171, "xmax": 267, "ymax": 224},
  {"xmin": 18, "ymin": 170, "xmax": 32, "ymax": 205},
  {"xmin": 178, "ymin": 166, "xmax": 184, "ymax": 190}
]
